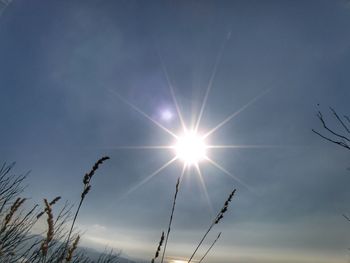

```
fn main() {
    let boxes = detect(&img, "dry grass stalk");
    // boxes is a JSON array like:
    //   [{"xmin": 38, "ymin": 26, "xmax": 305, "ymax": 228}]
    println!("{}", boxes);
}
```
[
  {"xmin": 63, "ymin": 156, "xmax": 110, "ymax": 261},
  {"xmin": 151, "ymin": 231, "xmax": 164, "ymax": 263},
  {"xmin": 81, "ymin": 156, "xmax": 110, "ymax": 199},
  {"xmin": 198, "ymin": 232, "xmax": 221, "ymax": 263},
  {"xmin": 160, "ymin": 177, "xmax": 180, "ymax": 263},
  {"xmin": 187, "ymin": 188, "xmax": 236, "ymax": 263},
  {"xmin": 41, "ymin": 199, "xmax": 54, "ymax": 257},
  {"xmin": 214, "ymin": 189, "xmax": 235, "ymax": 224},
  {"xmin": 0, "ymin": 162, "xmax": 120, "ymax": 263},
  {"xmin": 65, "ymin": 235, "xmax": 80, "ymax": 262},
  {"xmin": 37, "ymin": 196, "xmax": 61, "ymax": 219},
  {"xmin": 0, "ymin": 197, "xmax": 25, "ymax": 258},
  {"xmin": 3, "ymin": 197, "xmax": 26, "ymax": 229}
]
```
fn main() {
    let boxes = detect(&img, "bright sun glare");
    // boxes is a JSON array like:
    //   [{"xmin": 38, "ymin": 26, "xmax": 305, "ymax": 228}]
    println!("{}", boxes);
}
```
[
  {"xmin": 174, "ymin": 131, "xmax": 207, "ymax": 165},
  {"xmin": 110, "ymin": 33, "xmax": 271, "ymax": 201}
]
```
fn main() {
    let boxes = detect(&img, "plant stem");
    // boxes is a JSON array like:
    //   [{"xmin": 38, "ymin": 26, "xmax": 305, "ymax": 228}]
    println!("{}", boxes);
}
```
[
  {"xmin": 198, "ymin": 232, "xmax": 221, "ymax": 263},
  {"xmin": 187, "ymin": 222, "xmax": 215, "ymax": 263},
  {"xmin": 187, "ymin": 189, "xmax": 236, "ymax": 263},
  {"xmin": 63, "ymin": 197, "xmax": 84, "ymax": 259},
  {"xmin": 160, "ymin": 177, "xmax": 180, "ymax": 263}
]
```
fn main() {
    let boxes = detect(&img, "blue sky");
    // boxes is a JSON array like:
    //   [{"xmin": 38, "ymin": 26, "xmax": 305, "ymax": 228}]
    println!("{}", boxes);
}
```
[{"xmin": 1, "ymin": 1, "xmax": 350, "ymax": 262}]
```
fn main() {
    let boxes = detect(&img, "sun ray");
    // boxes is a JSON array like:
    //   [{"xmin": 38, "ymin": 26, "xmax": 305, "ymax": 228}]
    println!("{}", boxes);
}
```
[
  {"xmin": 179, "ymin": 163, "xmax": 187, "ymax": 183},
  {"xmin": 158, "ymin": 53, "xmax": 187, "ymax": 132},
  {"xmin": 205, "ymin": 157, "xmax": 251, "ymax": 191},
  {"xmin": 207, "ymin": 144, "xmax": 284, "ymax": 149},
  {"xmin": 194, "ymin": 163, "xmax": 214, "ymax": 214},
  {"xmin": 194, "ymin": 35, "xmax": 228, "ymax": 133},
  {"xmin": 109, "ymin": 89, "xmax": 178, "ymax": 139},
  {"xmin": 99, "ymin": 145, "xmax": 173, "ymax": 150},
  {"xmin": 203, "ymin": 88, "xmax": 271, "ymax": 139},
  {"xmin": 106, "ymin": 36, "xmax": 270, "ymax": 204},
  {"xmin": 120, "ymin": 156, "xmax": 178, "ymax": 199}
]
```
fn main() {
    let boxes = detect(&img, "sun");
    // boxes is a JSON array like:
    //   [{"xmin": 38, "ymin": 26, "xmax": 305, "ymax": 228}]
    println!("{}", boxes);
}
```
[
  {"xmin": 174, "ymin": 131, "xmax": 207, "ymax": 165},
  {"xmin": 110, "ymin": 83, "xmax": 269, "ymax": 200},
  {"xmin": 109, "ymin": 39, "xmax": 271, "ymax": 200}
]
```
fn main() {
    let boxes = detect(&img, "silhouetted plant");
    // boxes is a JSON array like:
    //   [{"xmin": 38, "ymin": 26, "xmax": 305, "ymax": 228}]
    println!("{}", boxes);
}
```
[
  {"xmin": 96, "ymin": 249, "xmax": 120, "ymax": 263},
  {"xmin": 41, "ymin": 199, "xmax": 54, "ymax": 260},
  {"xmin": 312, "ymin": 106, "xmax": 350, "ymax": 151},
  {"xmin": 0, "ymin": 158, "xmax": 234, "ymax": 263},
  {"xmin": 160, "ymin": 177, "xmax": 180, "ymax": 263},
  {"xmin": 62, "ymin": 156, "xmax": 110, "ymax": 261},
  {"xmin": 0, "ymin": 161, "xmax": 119, "ymax": 263},
  {"xmin": 187, "ymin": 188, "xmax": 236, "ymax": 263},
  {"xmin": 151, "ymin": 231, "xmax": 164, "ymax": 263},
  {"xmin": 0, "ymin": 163, "xmax": 37, "ymax": 262},
  {"xmin": 65, "ymin": 235, "xmax": 80, "ymax": 262},
  {"xmin": 197, "ymin": 232, "xmax": 221, "ymax": 263},
  {"xmin": 37, "ymin": 197, "xmax": 61, "ymax": 219},
  {"xmin": 313, "ymin": 106, "xmax": 350, "ymax": 223}
]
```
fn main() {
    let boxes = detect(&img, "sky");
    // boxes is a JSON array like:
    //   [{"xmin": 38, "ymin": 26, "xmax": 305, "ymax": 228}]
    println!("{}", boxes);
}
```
[{"xmin": 1, "ymin": 0, "xmax": 350, "ymax": 262}]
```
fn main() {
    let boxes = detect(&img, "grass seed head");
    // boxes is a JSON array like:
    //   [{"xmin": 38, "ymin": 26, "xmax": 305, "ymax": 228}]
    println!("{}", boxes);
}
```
[
  {"xmin": 66, "ymin": 235, "xmax": 80, "ymax": 262},
  {"xmin": 41, "ymin": 198, "xmax": 54, "ymax": 256},
  {"xmin": 4, "ymin": 197, "xmax": 26, "ymax": 227}
]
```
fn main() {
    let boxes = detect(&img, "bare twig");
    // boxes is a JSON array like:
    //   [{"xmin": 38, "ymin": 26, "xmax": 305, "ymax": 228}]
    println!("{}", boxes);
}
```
[
  {"xmin": 329, "ymin": 107, "xmax": 350, "ymax": 133},
  {"xmin": 313, "ymin": 107, "xmax": 350, "ymax": 151},
  {"xmin": 312, "ymin": 129, "xmax": 350, "ymax": 150},
  {"xmin": 343, "ymin": 214, "xmax": 350, "ymax": 222},
  {"xmin": 316, "ymin": 110, "xmax": 350, "ymax": 142}
]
